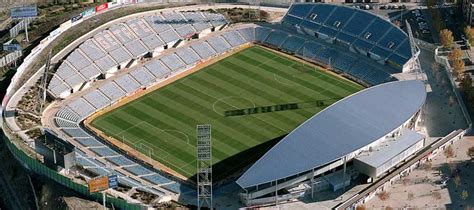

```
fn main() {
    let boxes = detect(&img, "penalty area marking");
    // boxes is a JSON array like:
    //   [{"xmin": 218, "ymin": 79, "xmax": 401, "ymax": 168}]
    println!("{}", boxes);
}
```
[{"xmin": 212, "ymin": 96, "xmax": 256, "ymax": 116}]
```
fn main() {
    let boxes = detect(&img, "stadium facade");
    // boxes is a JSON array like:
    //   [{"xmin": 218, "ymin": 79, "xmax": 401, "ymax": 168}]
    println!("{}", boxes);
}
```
[{"xmin": 2, "ymin": 2, "xmax": 429, "ymax": 208}]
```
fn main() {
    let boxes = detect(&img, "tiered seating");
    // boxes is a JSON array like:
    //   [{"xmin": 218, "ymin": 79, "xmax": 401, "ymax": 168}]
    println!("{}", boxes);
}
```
[
  {"xmin": 255, "ymin": 27, "xmax": 272, "ymax": 43},
  {"xmin": 160, "ymin": 53, "xmax": 186, "ymax": 71},
  {"xmin": 110, "ymin": 24, "xmax": 136, "ymax": 45},
  {"xmin": 114, "ymin": 74, "xmax": 140, "ymax": 94},
  {"xmin": 48, "ymin": 12, "xmax": 227, "ymax": 99},
  {"xmin": 82, "ymin": 90, "xmax": 110, "ymax": 109},
  {"xmin": 76, "ymin": 137, "xmax": 105, "ymax": 147},
  {"xmin": 175, "ymin": 47, "xmax": 200, "ymax": 65},
  {"xmin": 54, "ymin": 118, "xmax": 78, "ymax": 128},
  {"xmin": 106, "ymin": 156, "xmax": 136, "ymax": 166},
  {"xmin": 283, "ymin": 3, "xmax": 412, "ymax": 69},
  {"xmin": 129, "ymin": 67, "xmax": 156, "ymax": 86},
  {"xmin": 280, "ymin": 35, "xmax": 305, "ymax": 52},
  {"xmin": 48, "ymin": 76, "xmax": 71, "ymax": 97},
  {"xmin": 56, "ymin": 107, "xmax": 80, "ymax": 122},
  {"xmin": 141, "ymin": 34, "xmax": 165, "ymax": 51},
  {"xmin": 207, "ymin": 36, "xmax": 231, "ymax": 53},
  {"xmin": 62, "ymin": 128, "xmax": 90, "ymax": 138},
  {"xmin": 98, "ymin": 82, "xmax": 126, "ymax": 102},
  {"xmin": 182, "ymin": 12, "xmax": 211, "ymax": 31},
  {"xmin": 144, "ymin": 60, "xmax": 171, "ymax": 78},
  {"xmin": 191, "ymin": 41, "xmax": 216, "ymax": 60},
  {"xmin": 265, "ymin": 30, "xmax": 289, "ymax": 47},
  {"xmin": 142, "ymin": 174, "xmax": 172, "ymax": 185},
  {"xmin": 162, "ymin": 183, "xmax": 183, "ymax": 193},
  {"xmin": 144, "ymin": 15, "xmax": 172, "ymax": 33},
  {"xmin": 123, "ymin": 165, "xmax": 153, "ymax": 176},
  {"xmin": 203, "ymin": 12, "xmax": 227, "ymax": 27},
  {"xmin": 124, "ymin": 39, "xmax": 149, "ymax": 58},
  {"xmin": 90, "ymin": 147, "xmax": 120, "ymax": 157},
  {"xmin": 221, "ymin": 31, "xmax": 246, "ymax": 47},
  {"xmin": 237, "ymin": 27, "xmax": 255, "ymax": 42},
  {"xmin": 67, "ymin": 98, "xmax": 95, "ymax": 119}
]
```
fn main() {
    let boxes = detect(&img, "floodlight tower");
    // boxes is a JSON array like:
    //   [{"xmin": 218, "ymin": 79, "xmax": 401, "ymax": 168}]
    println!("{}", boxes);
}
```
[
  {"xmin": 197, "ymin": 124, "xmax": 212, "ymax": 209},
  {"xmin": 37, "ymin": 50, "xmax": 52, "ymax": 114},
  {"xmin": 405, "ymin": 20, "xmax": 423, "ymax": 80}
]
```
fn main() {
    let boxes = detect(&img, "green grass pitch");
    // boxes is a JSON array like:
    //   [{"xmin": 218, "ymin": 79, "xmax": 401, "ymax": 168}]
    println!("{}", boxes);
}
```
[{"xmin": 91, "ymin": 46, "xmax": 363, "ymax": 180}]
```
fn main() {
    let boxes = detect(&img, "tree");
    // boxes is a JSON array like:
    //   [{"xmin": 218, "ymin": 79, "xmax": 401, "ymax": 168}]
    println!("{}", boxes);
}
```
[
  {"xmin": 455, "ymin": 175, "xmax": 462, "ymax": 189},
  {"xmin": 421, "ymin": 161, "xmax": 432, "ymax": 172},
  {"xmin": 432, "ymin": 191, "xmax": 442, "ymax": 200},
  {"xmin": 465, "ymin": 26, "xmax": 474, "ymax": 46},
  {"xmin": 356, "ymin": 205, "xmax": 366, "ymax": 210},
  {"xmin": 449, "ymin": 48, "xmax": 463, "ymax": 61},
  {"xmin": 440, "ymin": 29, "xmax": 454, "ymax": 48},
  {"xmin": 453, "ymin": 59, "xmax": 465, "ymax": 77},
  {"xmin": 460, "ymin": 76, "xmax": 473, "ymax": 91},
  {"xmin": 462, "ymin": 190, "xmax": 469, "ymax": 201},
  {"xmin": 467, "ymin": 146, "xmax": 474, "ymax": 159},
  {"xmin": 445, "ymin": 145, "xmax": 455, "ymax": 162},
  {"xmin": 378, "ymin": 191, "xmax": 390, "ymax": 201}
]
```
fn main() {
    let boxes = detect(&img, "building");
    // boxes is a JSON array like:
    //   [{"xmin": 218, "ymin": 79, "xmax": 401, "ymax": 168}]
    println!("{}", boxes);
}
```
[
  {"xmin": 236, "ymin": 80, "xmax": 427, "ymax": 206},
  {"xmin": 462, "ymin": 0, "xmax": 474, "ymax": 26}
]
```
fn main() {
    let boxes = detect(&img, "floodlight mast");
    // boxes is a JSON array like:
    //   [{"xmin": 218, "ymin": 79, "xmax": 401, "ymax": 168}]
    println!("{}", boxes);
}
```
[{"xmin": 197, "ymin": 124, "xmax": 212, "ymax": 209}]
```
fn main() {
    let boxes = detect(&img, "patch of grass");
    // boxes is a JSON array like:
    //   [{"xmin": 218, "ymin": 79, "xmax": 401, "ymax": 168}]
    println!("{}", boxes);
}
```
[{"xmin": 91, "ymin": 46, "xmax": 363, "ymax": 180}]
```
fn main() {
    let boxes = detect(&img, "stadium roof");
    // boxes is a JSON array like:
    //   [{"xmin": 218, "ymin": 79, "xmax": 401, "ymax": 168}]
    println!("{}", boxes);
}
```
[
  {"xmin": 355, "ymin": 128, "xmax": 424, "ymax": 169},
  {"xmin": 236, "ymin": 80, "xmax": 426, "ymax": 188}
]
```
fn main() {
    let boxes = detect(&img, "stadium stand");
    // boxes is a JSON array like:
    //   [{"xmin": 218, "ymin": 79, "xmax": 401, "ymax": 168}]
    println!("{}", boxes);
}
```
[
  {"xmin": 191, "ymin": 41, "xmax": 217, "ymax": 60},
  {"xmin": 221, "ymin": 31, "xmax": 247, "ymax": 47},
  {"xmin": 123, "ymin": 165, "xmax": 154, "ymax": 176},
  {"xmin": 48, "ymin": 12, "xmax": 227, "ymax": 98},
  {"xmin": 82, "ymin": 90, "xmax": 111, "ymax": 109},
  {"xmin": 76, "ymin": 137, "xmax": 105, "ymax": 148},
  {"xmin": 144, "ymin": 60, "xmax": 171, "ymax": 78},
  {"xmin": 175, "ymin": 47, "xmax": 200, "ymax": 65},
  {"xmin": 129, "ymin": 67, "xmax": 156, "ymax": 87},
  {"xmin": 265, "ymin": 30, "xmax": 289, "ymax": 48},
  {"xmin": 282, "ymin": 3, "xmax": 413, "ymax": 70},
  {"xmin": 160, "ymin": 53, "xmax": 186, "ymax": 72},
  {"xmin": 54, "ymin": 118, "xmax": 78, "ymax": 128},
  {"xmin": 207, "ymin": 36, "xmax": 231, "ymax": 53},
  {"xmin": 237, "ymin": 27, "xmax": 255, "ymax": 42},
  {"xmin": 114, "ymin": 74, "xmax": 141, "ymax": 95},
  {"xmin": 98, "ymin": 82, "xmax": 126, "ymax": 103}
]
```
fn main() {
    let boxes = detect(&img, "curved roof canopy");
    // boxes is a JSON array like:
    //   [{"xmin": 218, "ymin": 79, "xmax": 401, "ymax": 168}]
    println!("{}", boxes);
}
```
[
  {"xmin": 236, "ymin": 80, "xmax": 426, "ymax": 188},
  {"xmin": 282, "ymin": 3, "xmax": 412, "ymax": 67}
]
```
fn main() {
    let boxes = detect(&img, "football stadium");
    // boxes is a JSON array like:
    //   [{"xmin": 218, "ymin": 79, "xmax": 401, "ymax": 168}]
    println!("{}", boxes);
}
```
[{"xmin": 4, "ymin": 1, "xmax": 470, "ymax": 209}]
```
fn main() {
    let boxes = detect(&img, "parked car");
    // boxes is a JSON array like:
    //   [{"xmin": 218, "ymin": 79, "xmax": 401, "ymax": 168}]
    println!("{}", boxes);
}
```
[{"xmin": 422, "ymin": 30, "xmax": 431, "ymax": 34}]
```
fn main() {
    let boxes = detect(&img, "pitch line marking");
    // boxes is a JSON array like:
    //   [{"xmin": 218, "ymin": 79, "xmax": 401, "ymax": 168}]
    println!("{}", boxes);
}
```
[
  {"xmin": 273, "ymin": 73, "xmax": 298, "ymax": 86},
  {"xmin": 212, "ymin": 96, "xmax": 256, "ymax": 116},
  {"xmin": 162, "ymin": 129, "xmax": 191, "ymax": 145},
  {"xmin": 114, "ymin": 121, "xmax": 146, "ymax": 137},
  {"xmin": 191, "ymin": 84, "xmax": 291, "ymax": 133}
]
